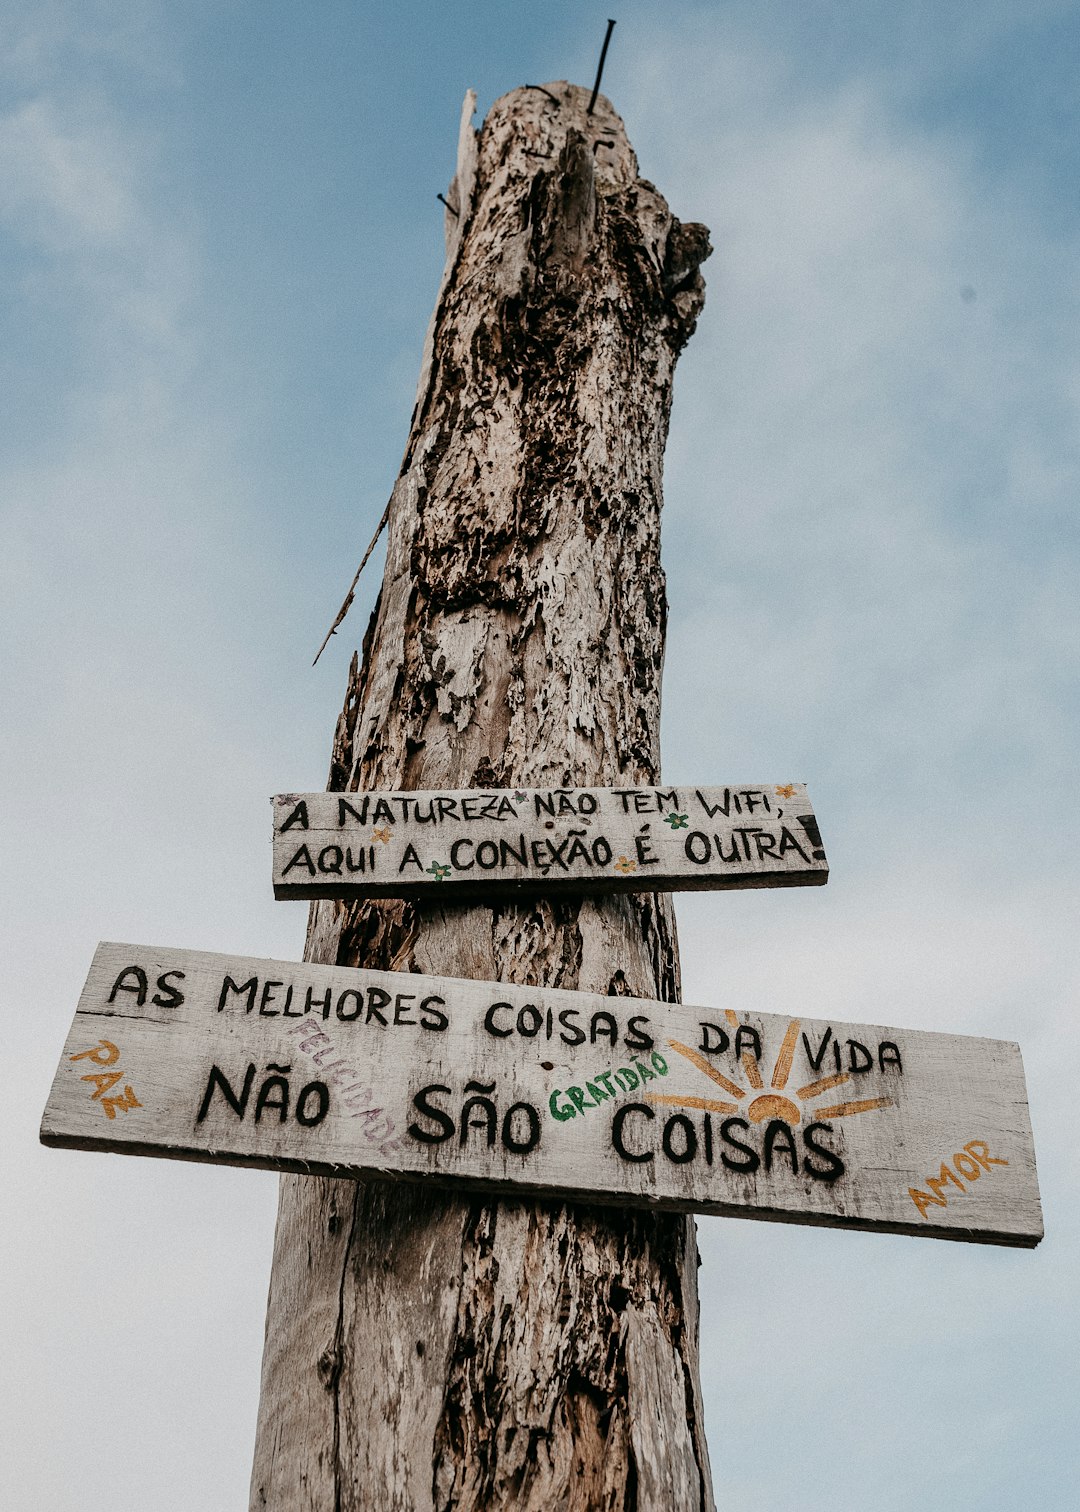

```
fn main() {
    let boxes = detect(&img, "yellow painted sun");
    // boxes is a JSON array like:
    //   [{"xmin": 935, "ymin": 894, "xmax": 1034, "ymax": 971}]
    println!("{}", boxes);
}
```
[{"xmin": 649, "ymin": 1010, "xmax": 893, "ymax": 1125}]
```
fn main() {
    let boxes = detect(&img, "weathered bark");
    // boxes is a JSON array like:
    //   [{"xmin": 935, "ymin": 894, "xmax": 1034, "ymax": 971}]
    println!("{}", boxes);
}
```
[{"xmin": 250, "ymin": 82, "xmax": 712, "ymax": 1512}]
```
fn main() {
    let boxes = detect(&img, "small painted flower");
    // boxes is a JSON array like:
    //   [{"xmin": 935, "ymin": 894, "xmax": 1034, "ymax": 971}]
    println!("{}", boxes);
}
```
[
  {"xmin": 613, "ymin": 855, "xmax": 637, "ymax": 875},
  {"xmin": 664, "ymin": 812, "xmax": 689, "ymax": 829},
  {"xmin": 775, "ymin": 784, "xmax": 798, "ymax": 799},
  {"xmin": 513, "ymin": 790, "xmax": 527, "ymax": 803},
  {"xmin": 427, "ymin": 861, "xmax": 452, "ymax": 881},
  {"xmin": 372, "ymin": 827, "xmax": 392, "ymax": 844}
]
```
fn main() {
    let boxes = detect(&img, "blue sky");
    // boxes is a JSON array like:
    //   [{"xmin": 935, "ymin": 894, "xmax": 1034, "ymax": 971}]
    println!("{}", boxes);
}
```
[{"xmin": 3, "ymin": 3, "xmax": 1079, "ymax": 1509}]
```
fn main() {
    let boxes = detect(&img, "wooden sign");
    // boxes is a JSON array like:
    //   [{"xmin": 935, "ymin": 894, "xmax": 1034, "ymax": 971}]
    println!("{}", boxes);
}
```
[
  {"xmin": 41, "ymin": 943, "xmax": 1041, "ymax": 1247},
  {"xmin": 271, "ymin": 783, "xmax": 829, "ymax": 900}
]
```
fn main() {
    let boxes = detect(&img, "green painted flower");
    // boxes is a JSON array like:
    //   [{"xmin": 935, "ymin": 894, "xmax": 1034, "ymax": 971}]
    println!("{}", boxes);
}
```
[
  {"xmin": 427, "ymin": 861, "xmax": 452, "ymax": 881},
  {"xmin": 664, "ymin": 812, "xmax": 689, "ymax": 829}
]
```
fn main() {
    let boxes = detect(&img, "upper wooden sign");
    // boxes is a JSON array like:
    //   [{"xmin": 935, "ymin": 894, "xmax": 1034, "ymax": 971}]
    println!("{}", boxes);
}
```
[
  {"xmin": 41, "ymin": 942, "xmax": 1041, "ymax": 1247},
  {"xmin": 271, "ymin": 783, "xmax": 829, "ymax": 901}
]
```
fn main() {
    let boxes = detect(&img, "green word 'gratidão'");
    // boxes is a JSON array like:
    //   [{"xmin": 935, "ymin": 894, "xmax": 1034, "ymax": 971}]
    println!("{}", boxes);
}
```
[{"xmin": 549, "ymin": 1052, "xmax": 669, "ymax": 1122}]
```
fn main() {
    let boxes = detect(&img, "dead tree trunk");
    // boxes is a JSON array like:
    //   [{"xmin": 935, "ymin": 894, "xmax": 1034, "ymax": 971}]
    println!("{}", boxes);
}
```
[{"xmin": 250, "ymin": 82, "xmax": 713, "ymax": 1512}]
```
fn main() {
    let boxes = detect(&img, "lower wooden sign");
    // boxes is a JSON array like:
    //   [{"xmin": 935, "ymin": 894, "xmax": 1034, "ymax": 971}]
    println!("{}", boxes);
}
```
[{"xmin": 41, "ymin": 943, "xmax": 1042, "ymax": 1247}]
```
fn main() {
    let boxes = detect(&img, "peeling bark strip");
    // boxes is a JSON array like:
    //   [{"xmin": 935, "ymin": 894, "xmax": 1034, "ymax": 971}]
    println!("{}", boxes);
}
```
[
  {"xmin": 271, "ymin": 782, "xmax": 829, "ymax": 901},
  {"xmin": 253, "ymin": 83, "xmax": 715, "ymax": 1510},
  {"xmin": 41, "ymin": 941, "xmax": 1042, "ymax": 1249}
]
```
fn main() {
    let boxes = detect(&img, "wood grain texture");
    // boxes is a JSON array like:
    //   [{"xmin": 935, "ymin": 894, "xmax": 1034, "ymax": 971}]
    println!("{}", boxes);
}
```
[
  {"xmin": 42, "ymin": 942, "xmax": 1043, "ymax": 1248},
  {"xmin": 272, "ymin": 782, "xmax": 828, "ymax": 901},
  {"xmin": 255, "ymin": 80, "xmax": 716, "ymax": 1511}
]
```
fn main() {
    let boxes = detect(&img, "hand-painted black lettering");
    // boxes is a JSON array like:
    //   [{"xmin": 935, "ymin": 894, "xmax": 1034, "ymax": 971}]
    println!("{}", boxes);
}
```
[
  {"xmin": 624, "ymin": 1015, "xmax": 654, "ymax": 1051},
  {"xmin": 450, "ymin": 837, "xmax": 475, "ymax": 870},
  {"xmin": 634, "ymin": 833, "xmax": 658, "ymax": 865},
  {"xmin": 260, "ymin": 980, "xmax": 285, "ymax": 1016},
  {"xmin": 719, "ymin": 1117, "xmax": 759, "ymax": 1173},
  {"xmin": 485, "ymin": 1001, "xmax": 513, "ymax": 1038},
  {"xmin": 335, "ymin": 989, "xmax": 363, "ymax": 1021},
  {"xmin": 282, "ymin": 844, "xmax": 316, "ymax": 877},
  {"xmin": 398, "ymin": 843, "xmax": 423, "ymax": 872},
  {"xmin": 196, "ymin": 1062, "xmax": 256, "ymax": 1122},
  {"xmin": 255, "ymin": 1064, "xmax": 291, "ymax": 1122},
  {"xmin": 763, "ymin": 1119, "xmax": 798, "ymax": 1175},
  {"xmin": 501, "ymin": 1102, "xmax": 541, "ymax": 1155},
  {"xmin": 590, "ymin": 1010, "xmax": 618, "ymax": 1046},
  {"xmin": 318, "ymin": 845, "xmax": 344, "ymax": 875},
  {"xmin": 517, "ymin": 1004, "xmax": 543, "ymax": 1037},
  {"xmin": 108, "ymin": 966, "xmax": 148, "ymax": 1006},
  {"xmin": 151, "ymin": 970, "xmax": 185, "ymax": 1009},
  {"xmin": 847, "ymin": 1039, "xmax": 873, "ymax": 1073},
  {"xmin": 662, "ymin": 1113, "xmax": 697, "ymax": 1164},
  {"xmin": 280, "ymin": 800, "xmax": 309, "ymax": 833},
  {"xmin": 695, "ymin": 788, "xmax": 731, "ymax": 818},
  {"xmin": 408, "ymin": 1084, "xmax": 455, "ymax": 1144},
  {"xmin": 878, "ymin": 1041, "xmax": 903, "ymax": 1073},
  {"xmin": 500, "ymin": 835, "xmax": 528, "ymax": 868},
  {"xmin": 796, "ymin": 813, "xmax": 827, "ymax": 860},
  {"xmin": 306, "ymin": 985, "xmax": 333, "ymax": 1019},
  {"xmin": 698, "ymin": 1022, "xmax": 730, "ymax": 1055},
  {"xmin": 295, "ymin": 1082, "xmax": 330, "ymax": 1127},
  {"xmin": 684, "ymin": 830, "xmax": 711, "ymax": 865},
  {"xmin": 365, "ymin": 987, "xmax": 391, "ymax": 1026},
  {"xmin": 460, "ymin": 1081, "xmax": 498, "ymax": 1147},
  {"xmin": 393, "ymin": 993, "xmax": 417, "ymax": 1025},
  {"xmin": 558, "ymin": 1008, "xmax": 586, "ymax": 1046},
  {"xmin": 734, "ymin": 1026, "xmax": 761, "ymax": 1061},
  {"xmin": 778, "ymin": 825, "xmax": 813, "ymax": 863},
  {"xmin": 801, "ymin": 1026, "xmax": 833, "ymax": 1073},
  {"xmin": 217, "ymin": 975, "xmax": 258, "ymax": 1014},
  {"xmin": 611, "ymin": 1103, "xmax": 655, "ymax": 1161},
  {"xmin": 801, "ymin": 1121, "xmax": 845, "ymax": 1182},
  {"xmin": 419, "ymin": 994, "xmax": 448, "ymax": 1031}
]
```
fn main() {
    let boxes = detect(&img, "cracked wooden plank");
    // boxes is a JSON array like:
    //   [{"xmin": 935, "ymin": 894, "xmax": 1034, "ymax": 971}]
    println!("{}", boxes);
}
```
[
  {"xmin": 271, "ymin": 782, "xmax": 829, "ymax": 901},
  {"xmin": 42, "ymin": 941, "xmax": 1042, "ymax": 1249}
]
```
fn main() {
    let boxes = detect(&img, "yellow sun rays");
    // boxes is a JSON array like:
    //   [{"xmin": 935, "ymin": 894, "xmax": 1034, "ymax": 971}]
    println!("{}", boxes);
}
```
[
  {"xmin": 655, "ymin": 1018, "xmax": 893, "ymax": 1127},
  {"xmin": 667, "ymin": 1040, "xmax": 745, "ymax": 1100}
]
